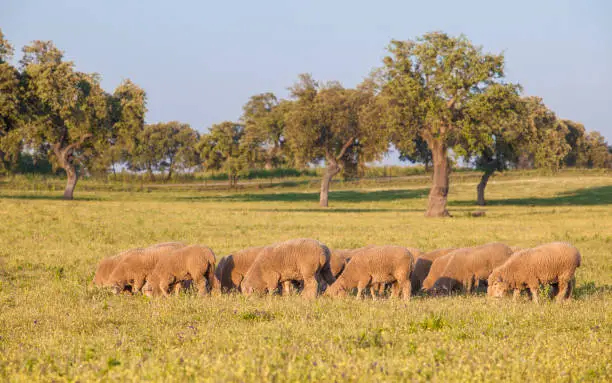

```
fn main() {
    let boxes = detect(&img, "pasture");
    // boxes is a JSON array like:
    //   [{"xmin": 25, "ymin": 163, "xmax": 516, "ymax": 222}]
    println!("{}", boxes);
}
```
[{"xmin": 0, "ymin": 172, "xmax": 611, "ymax": 381}]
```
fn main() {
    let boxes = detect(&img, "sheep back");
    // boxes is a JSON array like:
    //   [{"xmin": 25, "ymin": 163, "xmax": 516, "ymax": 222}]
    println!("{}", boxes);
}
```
[
  {"xmin": 146, "ymin": 244, "xmax": 217, "ymax": 296},
  {"xmin": 327, "ymin": 245, "xmax": 413, "ymax": 298},
  {"xmin": 242, "ymin": 238, "xmax": 330, "ymax": 298}
]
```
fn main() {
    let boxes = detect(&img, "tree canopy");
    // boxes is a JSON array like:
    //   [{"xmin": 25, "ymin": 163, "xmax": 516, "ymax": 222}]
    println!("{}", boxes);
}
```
[
  {"xmin": 285, "ymin": 74, "xmax": 388, "ymax": 207},
  {"xmin": 129, "ymin": 121, "xmax": 199, "ymax": 180},
  {"xmin": 0, "ymin": 29, "xmax": 23, "ymax": 172},
  {"xmin": 198, "ymin": 121, "xmax": 247, "ymax": 186}
]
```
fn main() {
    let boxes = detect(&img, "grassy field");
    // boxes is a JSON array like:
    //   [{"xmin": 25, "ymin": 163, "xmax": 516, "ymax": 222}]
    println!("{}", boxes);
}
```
[{"xmin": 0, "ymin": 172, "xmax": 611, "ymax": 381}]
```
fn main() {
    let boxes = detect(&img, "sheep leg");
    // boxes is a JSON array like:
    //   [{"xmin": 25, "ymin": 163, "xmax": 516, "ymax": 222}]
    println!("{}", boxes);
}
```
[
  {"xmin": 132, "ymin": 277, "xmax": 146, "ymax": 294},
  {"xmin": 555, "ymin": 280, "xmax": 570, "ymax": 302},
  {"xmin": 390, "ymin": 283, "xmax": 399, "ymax": 298},
  {"xmin": 233, "ymin": 274, "xmax": 243, "ymax": 292},
  {"xmin": 172, "ymin": 282, "xmax": 182, "ymax": 295},
  {"xmin": 356, "ymin": 278, "xmax": 370, "ymax": 299},
  {"xmin": 263, "ymin": 272, "xmax": 281, "ymax": 296},
  {"xmin": 192, "ymin": 275, "xmax": 208, "ymax": 296},
  {"xmin": 401, "ymin": 280, "xmax": 412, "ymax": 300},
  {"xmin": 528, "ymin": 284, "xmax": 539, "ymax": 303},
  {"xmin": 465, "ymin": 278, "xmax": 474, "ymax": 294},
  {"xmin": 282, "ymin": 280, "xmax": 295, "ymax": 296},
  {"xmin": 566, "ymin": 278, "xmax": 575, "ymax": 299},
  {"xmin": 158, "ymin": 279, "xmax": 172, "ymax": 297},
  {"xmin": 302, "ymin": 277, "xmax": 319, "ymax": 299},
  {"xmin": 389, "ymin": 282, "xmax": 400, "ymax": 298},
  {"xmin": 512, "ymin": 289, "xmax": 521, "ymax": 301}
]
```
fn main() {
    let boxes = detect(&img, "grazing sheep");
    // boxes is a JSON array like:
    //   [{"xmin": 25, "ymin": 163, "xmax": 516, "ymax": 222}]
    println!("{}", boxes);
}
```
[
  {"xmin": 326, "ymin": 246, "xmax": 414, "ymax": 300},
  {"xmin": 488, "ymin": 242, "xmax": 581, "ymax": 303},
  {"xmin": 107, "ymin": 243, "xmax": 186, "ymax": 294},
  {"xmin": 432, "ymin": 243, "xmax": 513, "ymax": 294},
  {"xmin": 144, "ymin": 245, "xmax": 217, "ymax": 297},
  {"xmin": 421, "ymin": 253, "xmax": 456, "ymax": 292},
  {"xmin": 241, "ymin": 239, "xmax": 332, "ymax": 298},
  {"xmin": 93, "ymin": 255, "xmax": 125, "ymax": 288},
  {"xmin": 219, "ymin": 246, "xmax": 267, "ymax": 292},
  {"xmin": 411, "ymin": 248, "xmax": 457, "ymax": 293},
  {"xmin": 94, "ymin": 242, "xmax": 185, "ymax": 288},
  {"xmin": 372, "ymin": 247, "xmax": 422, "ymax": 295}
]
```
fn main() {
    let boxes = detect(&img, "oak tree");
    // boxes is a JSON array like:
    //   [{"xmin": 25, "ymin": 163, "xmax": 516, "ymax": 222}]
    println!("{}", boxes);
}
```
[
  {"xmin": 198, "ymin": 121, "xmax": 247, "ymax": 187},
  {"xmin": 374, "ymin": 32, "xmax": 511, "ymax": 216},
  {"xmin": 20, "ymin": 41, "xmax": 111, "ymax": 199},
  {"xmin": 285, "ymin": 74, "xmax": 388, "ymax": 207}
]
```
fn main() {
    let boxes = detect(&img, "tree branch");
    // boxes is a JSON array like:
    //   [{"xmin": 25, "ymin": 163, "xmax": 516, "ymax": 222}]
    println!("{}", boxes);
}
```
[
  {"xmin": 335, "ymin": 137, "xmax": 355, "ymax": 161},
  {"xmin": 60, "ymin": 133, "xmax": 93, "ymax": 160}
]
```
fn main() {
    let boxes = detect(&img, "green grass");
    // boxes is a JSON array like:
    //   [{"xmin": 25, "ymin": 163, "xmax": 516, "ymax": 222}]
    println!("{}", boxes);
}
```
[{"xmin": 0, "ymin": 173, "xmax": 611, "ymax": 381}]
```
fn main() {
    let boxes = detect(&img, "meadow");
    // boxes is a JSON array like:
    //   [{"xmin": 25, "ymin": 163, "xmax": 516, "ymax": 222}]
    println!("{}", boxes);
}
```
[{"xmin": 0, "ymin": 172, "xmax": 611, "ymax": 382}]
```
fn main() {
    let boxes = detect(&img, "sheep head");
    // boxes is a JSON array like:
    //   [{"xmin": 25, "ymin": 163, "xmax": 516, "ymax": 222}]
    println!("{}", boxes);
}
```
[
  {"xmin": 487, "ymin": 276, "xmax": 509, "ymax": 298},
  {"xmin": 324, "ymin": 278, "xmax": 347, "ymax": 297}
]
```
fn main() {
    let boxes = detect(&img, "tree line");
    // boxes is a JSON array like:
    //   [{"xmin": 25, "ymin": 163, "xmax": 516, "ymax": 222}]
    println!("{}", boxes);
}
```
[{"xmin": 0, "ymin": 30, "xmax": 610, "ymax": 215}]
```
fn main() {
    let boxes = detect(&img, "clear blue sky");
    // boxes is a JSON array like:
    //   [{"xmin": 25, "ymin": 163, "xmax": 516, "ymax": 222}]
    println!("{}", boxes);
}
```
[{"xmin": 2, "ymin": 0, "xmax": 611, "ymax": 164}]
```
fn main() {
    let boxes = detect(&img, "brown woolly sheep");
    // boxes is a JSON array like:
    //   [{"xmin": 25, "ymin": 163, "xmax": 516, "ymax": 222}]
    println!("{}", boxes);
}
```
[
  {"xmin": 94, "ymin": 242, "xmax": 185, "ymax": 288},
  {"xmin": 421, "ymin": 253, "xmax": 456, "ymax": 291},
  {"xmin": 326, "ymin": 246, "xmax": 414, "ymax": 300},
  {"xmin": 488, "ymin": 242, "xmax": 581, "ymax": 303},
  {"xmin": 93, "ymin": 255, "xmax": 125, "ymax": 287},
  {"xmin": 143, "ymin": 245, "xmax": 217, "ymax": 297},
  {"xmin": 219, "ymin": 246, "xmax": 267, "ymax": 292},
  {"xmin": 107, "ymin": 243, "xmax": 186, "ymax": 294},
  {"xmin": 371, "ymin": 247, "xmax": 422, "ymax": 296},
  {"xmin": 432, "ymin": 243, "xmax": 513, "ymax": 294},
  {"xmin": 241, "ymin": 239, "xmax": 332, "ymax": 298},
  {"xmin": 411, "ymin": 248, "xmax": 457, "ymax": 293}
]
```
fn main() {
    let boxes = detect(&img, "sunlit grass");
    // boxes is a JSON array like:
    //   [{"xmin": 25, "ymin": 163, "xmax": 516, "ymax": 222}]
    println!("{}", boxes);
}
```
[{"xmin": 0, "ymin": 173, "xmax": 610, "ymax": 381}]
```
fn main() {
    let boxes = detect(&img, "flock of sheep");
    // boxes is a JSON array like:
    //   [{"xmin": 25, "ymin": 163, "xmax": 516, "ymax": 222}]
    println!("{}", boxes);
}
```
[{"xmin": 93, "ymin": 239, "xmax": 582, "ymax": 302}]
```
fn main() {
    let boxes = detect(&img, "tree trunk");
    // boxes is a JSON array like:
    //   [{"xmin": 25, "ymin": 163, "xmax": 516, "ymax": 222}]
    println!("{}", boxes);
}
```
[
  {"xmin": 320, "ymin": 161, "xmax": 341, "ymax": 208},
  {"xmin": 477, "ymin": 169, "xmax": 494, "ymax": 206},
  {"xmin": 425, "ymin": 139, "xmax": 451, "ymax": 217},
  {"xmin": 264, "ymin": 156, "xmax": 273, "ymax": 170},
  {"xmin": 63, "ymin": 164, "xmax": 78, "ymax": 200},
  {"xmin": 517, "ymin": 153, "xmax": 531, "ymax": 170}
]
